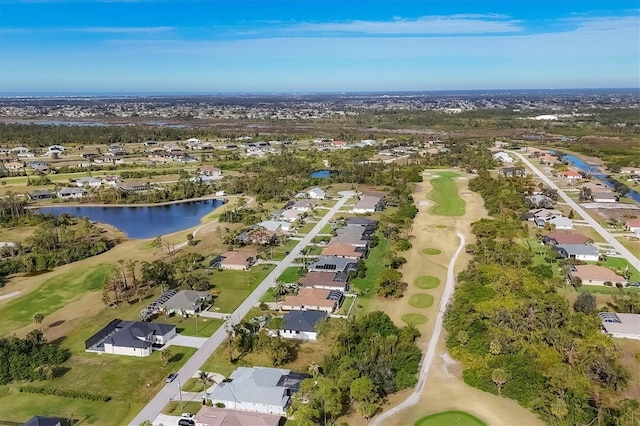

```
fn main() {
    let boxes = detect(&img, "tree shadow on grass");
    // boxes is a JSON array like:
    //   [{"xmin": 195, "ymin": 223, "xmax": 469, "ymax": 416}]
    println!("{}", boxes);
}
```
[
  {"xmin": 49, "ymin": 320, "xmax": 65, "ymax": 328},
  {"xmin": 171, "ymin": 352, "xmax": 185, "ymax": 363}
]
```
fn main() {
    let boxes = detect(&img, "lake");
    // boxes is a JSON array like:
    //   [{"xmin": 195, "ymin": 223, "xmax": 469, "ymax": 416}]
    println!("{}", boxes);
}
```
[{"xmin": 37, "ymin": 199, "xmax": 225, "ymax": 239}]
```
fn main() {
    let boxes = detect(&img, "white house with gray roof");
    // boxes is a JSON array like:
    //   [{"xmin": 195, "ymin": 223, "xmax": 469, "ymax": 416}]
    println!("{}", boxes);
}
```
[
  {"xmin": 207, "ymin": 366, "xmax": 307, "ymax": 415},
  {"xmin": 553, "ymin": 244, "xmax": 600, "ymax": 262},
  {"xmin": 84, "ymin": 319, "xmax": 176, "ymax": 357}
]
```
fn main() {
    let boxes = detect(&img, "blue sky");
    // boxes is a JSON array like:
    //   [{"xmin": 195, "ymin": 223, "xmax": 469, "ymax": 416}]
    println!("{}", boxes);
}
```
[{"xmin": 1, "ymin": 0, "xmax": 638, "ymax": 93}]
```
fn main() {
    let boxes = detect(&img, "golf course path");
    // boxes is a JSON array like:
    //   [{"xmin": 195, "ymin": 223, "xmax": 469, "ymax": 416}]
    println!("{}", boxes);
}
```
[{"xmin": 370, "ymin": 232, "xmax": 466, "ymax": 426}]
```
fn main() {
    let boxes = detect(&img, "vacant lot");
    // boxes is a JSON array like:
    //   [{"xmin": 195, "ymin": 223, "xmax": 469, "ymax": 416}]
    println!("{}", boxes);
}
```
[
  {"xmin": 210, "ymin": 264, "xmax": 275, "ymax": 313},
  {"xmin": 276, "ymin": 266, "xmax": 306, "ymax": 283}
]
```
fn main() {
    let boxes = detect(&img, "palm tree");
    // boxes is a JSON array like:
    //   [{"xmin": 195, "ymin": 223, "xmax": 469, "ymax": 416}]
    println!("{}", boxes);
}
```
[
  {"xmin": 491, "ymin": 368, "xmax": 508, "ymax": 395},
  {"xmin": 550, "ymin": 398, "xmax": 569, "ymax": 422},
  {"xmin": 199, "ymin": 370, "xmax": 211, "ymax": 392},
  {"xmin": 307, "ymin": 362, "xmax": 320, "ymax": 378},
  {"xmin": 33, "ymin": 312, "xmax": 44, "ymax": 331}
]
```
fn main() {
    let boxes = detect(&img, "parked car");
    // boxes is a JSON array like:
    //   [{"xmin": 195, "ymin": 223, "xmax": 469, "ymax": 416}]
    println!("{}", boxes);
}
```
[
  {"xmin": 178, "ymin": 419, "xmax": 195, "ymax": 426},
  {"xmin": 166, "ymin": 373, "xmax": 178, "ymax": 383},
  {"xmin": 181, "ymin": 413, "xmax": 195, "ymax": 419},
  {"xmin": 629, "ymin": 282, "xmax": 640, "ymax": 288}
]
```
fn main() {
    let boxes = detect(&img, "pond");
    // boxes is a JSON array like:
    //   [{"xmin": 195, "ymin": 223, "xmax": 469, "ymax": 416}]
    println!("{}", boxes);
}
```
[
  {"xmin": 37, "ymin": 199, "xmax": 225, "ymax": 239},
  {"xmin": 310, "ymin": 170, "xmax": 331, "ymax": 179}
]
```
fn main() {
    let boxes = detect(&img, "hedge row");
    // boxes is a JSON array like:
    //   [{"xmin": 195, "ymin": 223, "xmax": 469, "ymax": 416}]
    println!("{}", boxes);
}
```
[{"xmin": 19, "ymin": 385, "xmax": 112, "ymax": 402}]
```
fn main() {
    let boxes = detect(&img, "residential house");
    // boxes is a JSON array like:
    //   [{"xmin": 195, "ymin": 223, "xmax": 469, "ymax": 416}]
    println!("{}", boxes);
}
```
[
  {"xmin": 620, "ymin": 167, "xmax": 640, "ymax": 175},
  {"xmin": 57, "ymin": 187, "xmax": 87, "ymax": 200},
  {"xmin": 298, "ymin": 271, "xmax": 349, "ymax": 291},
  {"xmin": 599, "ymin": 312, "xmax": 640, "ymax": 340},
  {"xmin": 85, "ymin": 319, "xmax": 176, "ymax": 357},
  {"xmin": 560, "ymin": 170, "xmax": 583, "ymax": 181},
  {"xmin": 553, "ymin": 244, "xmax": 600, "ymax": 262},
  {"xmin": 28, "ymin": 189, "xmax": 53, "ymax": 200},
  {"xmin": 281, "ymin": 209, "xmax": 305, "ymax": 223},
  {"xmin": 10, "ymin": 146, "xmax": 30, "ymax": 155},
  {"xmin": 278, "ymin": 310, "xmax": 328, "ymax": 341},
  {"xmin": 143, "ymin": 140, "xmax": 158, "ymax": 146},
  {"xmin": 211, "ymin": 251, "xmax": 257, "ymax": 270},
  {"xmin": 280, "ymin": 288, "xmax": 344, "ymax": 313},
  {"xmin": 179, "ymin": 154, "xmax": 198, "ymax": 163},
  {"xmin": 568, "ymin": 265, "xmax": 626, "ymax": 286},
  {"xmin": 117, "ymin": 181, "xmax": 150, "ymax": 192},
  {"xmin": 5, "ymin": 161, "xmax": 23, "ymax": 170},
  {"xmin": 539, "ymin": 154, "xmax": 559, "ymax": 165},
  {"xmin": 107, "ymin": 145, "xmax": 125, "ymax": 156},
  {"xmin": 194, "ymin": 406, "xmax": 281, "ymax": 426},
  {"xmin": 307, "ymin": 256, "xmax": 358, "ymax": 274},
  {"xmin": 528, "ymin": 208, "xmax": 563, "ymax": 221},
  {"xmin": 199, "ymin": 166, "xmax": 222, "ymax": 177},
  {"xmin": 288, "ymin": 200, "xmax": 316, "ymax": 212},
  {"xmin": 206, "ymin": 366, "xmax": 307, "ymax": 415},
  {"xmin": 75, "ymin": 177, "xmax": 102, "ymax": 188},
  {"xmin": 148, "ymin": 290, "xmax": 213, "ymax": 317},
  {"xmin": 493, "ymin": 152, "xmax": 514, "ymax": 163},
  {"xmin": 23, "ymin": 416, "xmax": 69, "ymax": 426},
  {"xmin": 592, "ymin": 192, "xmax": 618, "ymax": 203},
  {"xmin": 626, "ymin": 218, "xmax": 640, "ymax": 236},
  {"xmin": 321, "ymin": 243, "xmax": 365, "ymax": 259},
  {"xmin": 525, "ymin": 194, "xmax": 555, "ymax": 208},
  {"xmin": 347, "ymin": 217, "xmax": 378, "ymax": 232},
  {"xmin": 543, "ymin": 232, "xmax": 589, "ymax": 246},
  {"xmin": 307, "ymin": 187, "xmax": 326, "ymax": 200},
  {"xmin": 330, "ymin": 232, "xmax": 369, "ymax": 248},
  {"xmin": 534, "ymin": 215, "xmax": 573, "ymax": 230},
  {"xmin": 101, "ymin": 175, "xmax": 121, "ymax": 187},
  {"xmin": 257, "ymin": 220, "xmax": 293, "ymax": 233},
  {"xmin": 353, "ymin": 195, "xmax": 385, "ymax": 214},
  {"xmin": 499, "ymin": 167, "xmax": 526, "ymax": 177}
]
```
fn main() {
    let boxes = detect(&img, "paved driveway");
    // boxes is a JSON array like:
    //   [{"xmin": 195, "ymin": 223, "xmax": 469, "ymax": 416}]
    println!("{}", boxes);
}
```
[{"xmin": 166, "ymin": 335, "xmax": 208, "ymax": 349}]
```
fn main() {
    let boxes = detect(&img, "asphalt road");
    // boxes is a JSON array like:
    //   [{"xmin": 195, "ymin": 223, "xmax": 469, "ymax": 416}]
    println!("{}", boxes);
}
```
[
  {"xmin": 512, "ymin": 151, "xmax": 640, "ymax": 272},
  {"xmin": 370, "ymin": 233, "xmax": 466, "ymax": 426},
  {"xmin": 130, "ymin": 191, "xmax": 354, "ymax": 426}
]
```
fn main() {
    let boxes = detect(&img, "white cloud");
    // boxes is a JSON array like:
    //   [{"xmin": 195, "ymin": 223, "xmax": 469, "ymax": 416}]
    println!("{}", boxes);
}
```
[{"xmin": 278, "ymin": 15, "xmax": 523, "ymax": 35}]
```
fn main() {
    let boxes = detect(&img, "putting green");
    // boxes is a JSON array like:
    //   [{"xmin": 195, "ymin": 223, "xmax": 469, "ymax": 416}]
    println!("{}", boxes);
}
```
[
  {"xmin": 415, "ymin": 410, "xmax": 487, "ymax": 426},
  {"xmin": 409, "ymin": 294, "xmax": 434, "ymax": 308},
  {"xmin": 414, "ymin": 276, "xmax": 440, "ymax": 289},
  {"xmin": 401, "ymin": 313, "xmax": 428, "ymax": 325},
  {"xmin": 422, "ymin": 248, "xmax": 442, "ymax": 255}
]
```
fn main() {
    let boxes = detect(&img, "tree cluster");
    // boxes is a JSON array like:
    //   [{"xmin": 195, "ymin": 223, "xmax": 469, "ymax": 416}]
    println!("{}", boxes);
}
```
[
  {"xmin": 288, "ymin": 312, "xmax": 421, "ymax": 424},
  {"xmin": 0, "ymin": 331, "xmax": 69, "ymax": 384},
  {"xmin": 445, "ymin": 172, "xmax": 636, "ymax": 425}
]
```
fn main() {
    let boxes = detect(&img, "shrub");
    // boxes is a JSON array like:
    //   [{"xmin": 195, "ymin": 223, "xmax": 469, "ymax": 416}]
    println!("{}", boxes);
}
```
[{"xmin": 19, "ymin": 385, "xmax": 111, "ymax": 402}]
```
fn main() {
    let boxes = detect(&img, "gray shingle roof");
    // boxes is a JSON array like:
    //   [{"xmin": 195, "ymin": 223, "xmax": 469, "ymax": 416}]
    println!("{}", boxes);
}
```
[{"xmin": 283, "ymin": 310, "xmax": 327, "ymax": 332}]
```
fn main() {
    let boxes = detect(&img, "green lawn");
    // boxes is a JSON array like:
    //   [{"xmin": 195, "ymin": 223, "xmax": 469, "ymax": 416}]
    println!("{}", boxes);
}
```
[
  {"xmin": 162, "ymin": 316, "xmax": 223, "ymax": 337},
  {"xmin": 297, "ymin": 222, "xmax": 316, "ymax": 234},
  {"xmin": 0, "ymin": 344, "xmax": 197, "ymax": 425},
  {"xmin": 268, "ymin": 239, "xmax": 299, "ymax": 261},
  {"xmin": 414, "ymin": 276, "xmax": 440, "ymax": 289},
  {"xmin": 401, "ymin": 313, "xmax": 428, "ymax": 325},
  {"xmin": 277, "ymin": 266, "xmax": 306, "ymax": 283},
  {"xmin": 319, "ymin": 223, "xmax": 335, "ymax": 234},
  {"xmin": 350, "ymin": 235, "xmax": 390, "ymax": 302},
  {"xmin": 0, "ymin": 264, "xmax": 113, "ymax": 336},
  {"xmin": 409, "ymin": 294, "xmax": 434, "ymax": 308},
  {"xmin": 337, "ymin": 296, "xmax": 355, "ymax": 316},
  {"xmin": 415, "ymin": 410, "xmax": 487, "ymax": 426},
  {"xmin": 163, "ymin": 401, "xmax": 203, "ymax": 416},
  {"xmin": 428, "ymin": 171, "xmax": 466, "ymax": 217},
  {"xmin": 211, "ymin": 264, "xmax": 275, "ymax": 312},
  {"xmin": 303, "ymin": 245, "xmax": 323, "ymax": 255},
  {"xmin": 579, "ymin": 285, "xmax": 640, "ymax": 295}
]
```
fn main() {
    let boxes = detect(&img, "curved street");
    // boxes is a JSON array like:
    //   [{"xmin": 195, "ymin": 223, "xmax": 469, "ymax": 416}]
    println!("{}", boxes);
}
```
[
  {"xmin": 370, "ymin": 232, "xmax": 466, "ymax": 426},
  {"xmin": 512, "ymin": 151, "xmax": 640, "ymax": 272},
  {"xmin": 130, "ymin": 191, "xmax": 355, "ymax": 426}
]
